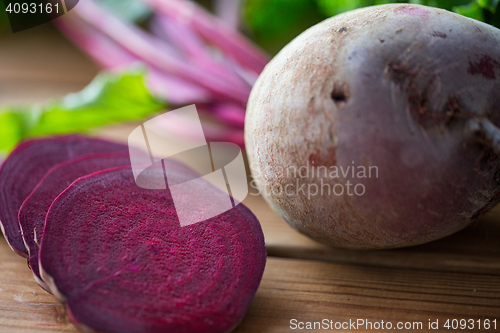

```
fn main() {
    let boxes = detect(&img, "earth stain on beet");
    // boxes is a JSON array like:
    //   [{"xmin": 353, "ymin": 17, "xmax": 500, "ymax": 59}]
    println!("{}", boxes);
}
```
[
  {"xmin": 432, "ymin": 31, "xmax": 447, "ymax": 38},
  {"xmin": 468, "ymin": 55, "xmax": 500, "ymax": 80}
]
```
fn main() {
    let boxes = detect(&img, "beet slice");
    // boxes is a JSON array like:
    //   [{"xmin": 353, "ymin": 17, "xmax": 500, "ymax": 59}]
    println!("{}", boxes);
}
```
[
  {"xmin": 40, "ymin": 166, "xmax": 266, "ymax": 333},
  {"xmin": 19, "ymin": 153, "xmax": 134, "ymax": 289},
  {"xmin": 0, "ymin": 135, "xmax": 129, "ymax": 257}
]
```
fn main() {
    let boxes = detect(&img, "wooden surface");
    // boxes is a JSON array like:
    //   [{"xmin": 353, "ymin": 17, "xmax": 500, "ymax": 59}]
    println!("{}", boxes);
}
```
[{"xmin": 0, "ymin": 24, "xmax": 499, "ymax": 333}]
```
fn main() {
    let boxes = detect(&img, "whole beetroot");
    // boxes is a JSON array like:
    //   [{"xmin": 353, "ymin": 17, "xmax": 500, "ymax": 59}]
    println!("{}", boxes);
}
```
[{"xmin": 245, "ymin": 4, "xmax": 500, "ymax": 249}]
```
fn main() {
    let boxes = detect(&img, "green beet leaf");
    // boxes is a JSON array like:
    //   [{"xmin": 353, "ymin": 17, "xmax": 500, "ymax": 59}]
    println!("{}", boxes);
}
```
[{"xmin": 0, "ymin": 69, "xmax": 166, "ymax": 154}]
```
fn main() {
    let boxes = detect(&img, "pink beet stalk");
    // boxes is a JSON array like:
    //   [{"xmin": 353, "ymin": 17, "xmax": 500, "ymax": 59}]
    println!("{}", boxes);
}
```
[
  {"xmin": 142, "ymin": 0, "xmax": 270, "ymax": 74},
  {"xmin": 70, "ymin": 0, "xmax": 250, "ymax": 104},
  {"xmin": 146, "ymin": 71, "xmax": 212, "ymax": 104},
  {"xmin": 151, "ymin": 14, "xmax": 252, "ymax": 91},
  {"xmin": 54, "ymin": 0, "xmax": 271, "ymax": 146},
  {"xmin": 146, "ymin": 108, "xmax": 245, "ymax": 146},
  {"xmin": 200, "ymin": 103, "xmax": 246, "ymax": 127},
  {"xmin": 56, "ymin": 17, "xmax": 136, "ymax": 70},
  {"xmin": 214, "ymin": 0, "xmax": 242, "ymax": 31},
  {"xmin": 55, "ymin": 16, "xmax": 213, "ymax": 104},
  {"xmin": 149, "ymin": 15, "xmax": 211, "ymax": 64}
]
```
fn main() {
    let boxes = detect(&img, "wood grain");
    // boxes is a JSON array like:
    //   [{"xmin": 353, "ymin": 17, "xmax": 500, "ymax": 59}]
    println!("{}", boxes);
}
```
[
  {"xmin": 263, "ymin": 209, "xmax": 500, "ymax": 275},
  {"xmin": 1, "ymin": 237, "xmax": 498, "ymax": 332},
  {"xmin": 0, "ymin": 239, "xmax": 75, "ymax": 332},
  {"xmin": 237, "ymin": 257, "xmax": 500, "ymax": 333}
]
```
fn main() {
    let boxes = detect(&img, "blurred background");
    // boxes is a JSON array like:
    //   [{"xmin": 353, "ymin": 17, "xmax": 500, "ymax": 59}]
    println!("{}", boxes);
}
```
[{"xmin": 0, "ymin": 0, "xmax": 499, "ymax": 154}]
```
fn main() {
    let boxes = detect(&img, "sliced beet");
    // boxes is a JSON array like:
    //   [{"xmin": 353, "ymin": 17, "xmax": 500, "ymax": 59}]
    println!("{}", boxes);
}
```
[
  {"xmin": 19, "ymin": 153, "xmax": 133, "ymax": 289},
  {"xmin": 40, "ymin": 166, "xmax": 266, "ymax": 333},
  {"xmin": 0, "ymin": 135, "xmax": 129, "ymax": 257}
]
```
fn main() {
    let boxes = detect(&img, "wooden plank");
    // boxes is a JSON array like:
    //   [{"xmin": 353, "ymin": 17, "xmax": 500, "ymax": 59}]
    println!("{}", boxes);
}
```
[
  {"xmin": 236, "ymin": 257, "xmax": 500, "ymax": 333},
  {"xmin": 0, "ymin": 238, "xmax": 76, "ymax": 332},
  {"xmin": 263, "ymin": 210, "xmax": 500, "ymax": 275},
  {"xmin": 1, "ymin": 237, "xmax": 498, "ymax": 332}
]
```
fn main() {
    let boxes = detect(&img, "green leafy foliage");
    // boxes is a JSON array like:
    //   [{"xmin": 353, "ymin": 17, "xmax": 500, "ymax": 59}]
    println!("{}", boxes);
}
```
[
  {"xmin": 453, "ymin": 0, "xmax": 499, "ymax": 20},
  {"xmin": 477, "ymin": 0, "xmax": 499, "ymax": 12},
  {"xmin": 243, "ymin": 0, "xmax": 500, "ymax": 54},
  {"xmin": 318, "ymin": 0, "xmax": 412, "ymax": 16},
  {"xmin": 484, "ymin": 1, "xmax": 500, "ymax": 24},
  {"xmin": 453, "ymin": 1, "xmax": 485, "ymax": 20},
  {"xmin": 0, "ymin": 70, "xmax": 166, "ymax": 153},
  {"xmin": 317, "ymin": 0, "xmax": 371, "ymax": 17},
  {"xmin": 0, "ymin": 0, "xmax": 11, "ymax": 34},
  {"xmin": 407, "ymin": 0, "xmax": 471, "ymax": 11},
  {"xmin": 243, "ymin": 0, "xmax": 326, "ymax": 54}
]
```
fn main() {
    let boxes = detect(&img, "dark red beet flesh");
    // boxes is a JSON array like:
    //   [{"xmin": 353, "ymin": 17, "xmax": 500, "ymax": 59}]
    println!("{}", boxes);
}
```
[
  {"xmin": 18, "ymin": 153, "xmax": 133, "ymax": 289},
  {"xmin": 40, "ymin": 166, "xmax": 266, "ymax": 333},
  {"xmin": 0, "ymin": 135, "xmax": 129, "ymax": 257}
]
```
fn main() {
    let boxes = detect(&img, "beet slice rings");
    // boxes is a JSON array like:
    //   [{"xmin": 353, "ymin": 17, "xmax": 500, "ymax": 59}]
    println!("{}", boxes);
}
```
[
  {"xmin": 19, "ymin": 153, "xmax": 132, "ymax": 289},
  {"xmin": 40, "ymin": 166, "xmax": 266, "ymax": 333},
  {"xmin": 0, "ymin": 135, "xmax": 129, "ymax": 256}
]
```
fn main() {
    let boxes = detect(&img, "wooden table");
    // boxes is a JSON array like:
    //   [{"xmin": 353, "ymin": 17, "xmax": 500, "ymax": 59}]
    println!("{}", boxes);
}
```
[{"xmin": 0, "ymin": 24, "xmax": 499, "ymax": 333}]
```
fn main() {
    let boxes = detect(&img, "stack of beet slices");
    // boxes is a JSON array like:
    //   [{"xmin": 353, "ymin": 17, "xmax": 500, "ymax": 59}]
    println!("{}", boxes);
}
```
[{"xmin": 0, "ymin": 135, "xmax": 266, "ymax": 333}]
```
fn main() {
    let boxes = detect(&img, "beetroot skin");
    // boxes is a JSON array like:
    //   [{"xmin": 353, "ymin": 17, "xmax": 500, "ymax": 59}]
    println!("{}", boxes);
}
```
[
  {"xmin": 18, "ymin": 153, "xmax": 133, "ymax": 289},
  {"xmin": 0, "ymin": 135, "xmax": 129, "ymax": 256},
  {"xmin": 40, "ymin": 166, "xmax": 266, "ymax": 333},
  {"xmin": 245, "ymin": 4, "xmax": 500, "ymax": 249}
]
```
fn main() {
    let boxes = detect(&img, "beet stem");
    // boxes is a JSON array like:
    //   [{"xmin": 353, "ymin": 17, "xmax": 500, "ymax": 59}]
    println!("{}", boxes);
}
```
[
  {"xmin": 55, "ymin": 16, "xmax": 213, "ymax": 104},
  {"xmin": 142, "ymin": 0, "xmax": 270, "ymax": 73},
  {"xmin": 68, "ymin": 0, "xmax": 250, "ymax": 104}
]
